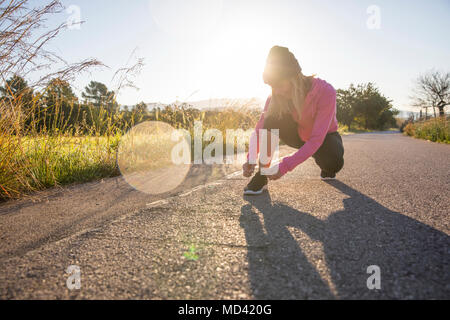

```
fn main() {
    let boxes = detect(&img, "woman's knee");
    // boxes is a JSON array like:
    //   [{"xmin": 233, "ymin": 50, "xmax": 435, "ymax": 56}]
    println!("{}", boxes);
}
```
[
  {"xmin": 314, "ymin": 134, "xmax": 345, "ymax": 173},
  {"xmin": 334, "ymin": 156, "xmax": 344, "ymax": 173},
  {"xmin": 315, "ymin": 155, "xmax": 344, "ymax": 174}
]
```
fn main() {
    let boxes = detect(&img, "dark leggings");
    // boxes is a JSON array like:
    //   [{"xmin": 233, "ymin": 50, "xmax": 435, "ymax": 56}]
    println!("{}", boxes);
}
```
[{"xmin": 263, "ymin": 114, "xmax": 345, "ymax": 174}]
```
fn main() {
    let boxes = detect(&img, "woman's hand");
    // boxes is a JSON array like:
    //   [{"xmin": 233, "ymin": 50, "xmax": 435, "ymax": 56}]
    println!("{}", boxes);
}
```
[
  {"xmin": 266, "ymin": 169, "xmax": 283, "ymax": 181},
  {"xmin": 243, "ymin": 162, "xmax": 256, "ymax": 178}
]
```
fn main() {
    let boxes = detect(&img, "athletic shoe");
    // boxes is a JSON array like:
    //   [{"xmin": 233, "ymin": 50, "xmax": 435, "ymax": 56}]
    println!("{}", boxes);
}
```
[
  {"xmin": 320, "ymin": 170, "xmax": 336, "ymax": 181},
  {"xmin": 244, "ymin": 171, "xmax": 268, "ymax": 195}
]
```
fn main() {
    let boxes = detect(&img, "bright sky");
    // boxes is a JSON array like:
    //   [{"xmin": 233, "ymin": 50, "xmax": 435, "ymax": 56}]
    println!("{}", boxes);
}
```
[{"xmin": 39, "ymin": 0, "xmax": 450, "ymax": 111}]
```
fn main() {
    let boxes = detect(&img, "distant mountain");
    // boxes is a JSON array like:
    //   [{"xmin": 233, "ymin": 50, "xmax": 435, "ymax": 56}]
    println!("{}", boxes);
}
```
[
  {"xmin": 126, "ymin": 102, "xmax": 422, "ymax": 119},
  {"xmin": 144, "ymin": 97, "xmax": 265, "ymax": 111},
  {"xmin": 145, "ymin": 102, "xmax": 166, "ymax": 110}
]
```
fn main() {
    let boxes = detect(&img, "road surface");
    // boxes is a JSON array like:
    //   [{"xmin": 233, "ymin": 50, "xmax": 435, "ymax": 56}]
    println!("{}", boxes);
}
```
[{"xmin": 0, "ymin": 132, "xmax": 449, "ymax": 299}]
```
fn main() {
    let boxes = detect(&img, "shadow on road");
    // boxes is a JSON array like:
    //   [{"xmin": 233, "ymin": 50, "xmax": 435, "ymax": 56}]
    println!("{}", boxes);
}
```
[
  {"xmin": 240, "ymin": 180, "xmax": 449, "ymax": 299},
  {"xmin": 0, "ymin": 162, "xmax": 238, "ymax": 260}
]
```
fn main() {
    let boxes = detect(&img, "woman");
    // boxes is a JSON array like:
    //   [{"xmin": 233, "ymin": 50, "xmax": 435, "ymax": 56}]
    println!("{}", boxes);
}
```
[{"xmin": 243, "ymin": 46, "xmax": 344, "ymax": 195}]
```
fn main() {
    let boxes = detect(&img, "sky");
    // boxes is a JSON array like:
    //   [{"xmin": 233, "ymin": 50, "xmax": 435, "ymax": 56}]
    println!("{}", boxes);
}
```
[{"xmin": 35, "ymin": 0, "xmax": 450, "ymax": 111}]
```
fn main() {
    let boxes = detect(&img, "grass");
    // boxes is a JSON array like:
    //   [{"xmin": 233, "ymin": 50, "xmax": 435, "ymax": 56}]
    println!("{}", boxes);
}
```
[
  {"xmin": 0, "ymin": 93, "xmax": 261, "ymax": 201},
  {"xmin": 338, "ymin": 125, "xmax": 370, "ymax": 135},
  {"xmin": 0, "ymin": 134, "xmax": 121, "ymax": 200},
  {"xmin": 403, "ymin": 118, "xmax": 450, "ymax": 144},
  {"xmin": 183, "ymin": 245, "xmax": 200, "ymax": 261},
  {"xmin": 337, "ymin": 125, "xmax": 396, "ymax": 135},
  {"xmin": 0, "ymin": 129, "xmax": 255, "ymax": 201}
]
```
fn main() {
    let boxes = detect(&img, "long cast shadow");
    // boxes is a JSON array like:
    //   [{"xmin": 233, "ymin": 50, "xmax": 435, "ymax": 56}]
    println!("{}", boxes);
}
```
[{"xmin": 240, "ymin": 180, "xmax": 450, "ymax": 299}]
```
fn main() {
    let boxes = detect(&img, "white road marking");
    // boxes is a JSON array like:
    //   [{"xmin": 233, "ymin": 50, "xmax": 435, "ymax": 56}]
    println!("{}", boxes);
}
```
[
  {"xmin": 146, "ymin": 153, "xmax": 294, "ymax": 208},
  {"xmin": 146, "ymin": 199, "xmax": 169, "ymax": 207}
]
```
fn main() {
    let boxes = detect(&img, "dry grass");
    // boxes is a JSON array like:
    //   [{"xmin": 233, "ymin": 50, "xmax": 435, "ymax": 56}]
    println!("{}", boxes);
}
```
[
  {"xmin": 0, "ymin": 93, "xmax": 262, "ymax": 201},
  {"xmin": 403, "ymin": 118, "xmax": 449, "ymax": 143}
]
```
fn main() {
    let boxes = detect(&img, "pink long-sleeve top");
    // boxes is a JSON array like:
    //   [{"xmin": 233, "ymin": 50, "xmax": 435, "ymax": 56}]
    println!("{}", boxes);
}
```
[{"xmin": 249, "ymin": 77, "xmax": 339, "ymax": 177}]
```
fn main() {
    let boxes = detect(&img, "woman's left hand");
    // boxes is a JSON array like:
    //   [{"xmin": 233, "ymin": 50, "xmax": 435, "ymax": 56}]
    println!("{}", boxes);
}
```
[{"xmin": 267, "ymin": 169, "xmax": 283, "ymax": 181}]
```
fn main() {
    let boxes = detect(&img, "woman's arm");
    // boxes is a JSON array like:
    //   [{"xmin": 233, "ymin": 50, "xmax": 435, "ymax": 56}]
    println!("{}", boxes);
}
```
[
  {"xmin": 277, "ymin": 89, "xmax": 337, "ymax": 176},
  {"xmin": 246, "ymin": 96, "xmax": 271, "ymax": 162}
]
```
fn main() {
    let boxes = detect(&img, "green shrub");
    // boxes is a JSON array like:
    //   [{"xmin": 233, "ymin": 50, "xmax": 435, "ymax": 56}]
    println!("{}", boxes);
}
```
[
  {"xmin": 403, "ymin": 119, "xmax": 449, "ymax": 143},
  {"xmin": 403, "ymin": 123, "xmax": 415, "ymax": 136}
]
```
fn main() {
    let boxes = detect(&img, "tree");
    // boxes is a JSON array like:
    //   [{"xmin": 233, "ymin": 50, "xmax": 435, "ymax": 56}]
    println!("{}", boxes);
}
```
[
  {"xmin": 337, "ymin": 83, "xmax": 397, "ymax": 130},
  {"xmin": 336, "ymin": 88, "xmax": 356, "ymax": 129},
  {"xmin": 82, "ymin": 81, "xmax": 118, "ymax": 112},
  {"xmin": 44, "ymin": 78, "xmax": 78, "ymax": 104},
  {"xmin": 351, "ymin": 83, "xmax": 394, "ymax": 130},
  {"xmin": 39, "ymin": 78, "xmax": 79, "ymax": 132},
  {"xmin": 0, "ymin": 75, "xmax": 34, "ymax": 102},
  {"xmin": 133, "ymin": 102, "xmax": 148, "ymax": 114},
  {"xmin": 411, "ymin": 70, "xmax": 450, "ymax": 118},
  {"xmin": 377, "ymin": 107, "xmax": 399, "ymax": 129},
  {"xmin": 0, "ymin": 75, "xmax": 35, "ymax": 129}
]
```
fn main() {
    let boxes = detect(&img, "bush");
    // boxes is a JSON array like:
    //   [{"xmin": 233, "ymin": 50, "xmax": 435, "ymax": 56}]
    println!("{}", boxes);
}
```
[
  {"xmin": 403, "ymin": 123, "xmax": 415, "ymax": 136},
  {"xmin": 403, "ymin": 119, "xmax": 449, "ymax": 143}
]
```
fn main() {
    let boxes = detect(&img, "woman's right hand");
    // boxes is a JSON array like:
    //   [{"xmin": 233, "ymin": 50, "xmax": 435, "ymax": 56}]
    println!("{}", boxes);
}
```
[{"xmin": 243, "ymin": 162, "xmax": 256, "ymax": 178}]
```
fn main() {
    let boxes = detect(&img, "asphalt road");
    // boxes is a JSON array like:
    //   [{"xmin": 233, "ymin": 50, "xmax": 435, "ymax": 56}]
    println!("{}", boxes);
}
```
[{"xmin": 0, "ymin": 132, "xmax": 449, "ymax": 299}]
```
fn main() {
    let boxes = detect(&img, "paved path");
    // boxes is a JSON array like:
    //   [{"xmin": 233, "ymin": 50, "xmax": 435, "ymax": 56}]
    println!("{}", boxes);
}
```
[{"xmin": 0, "ymin": 132, "xmax": 449, "ymax": 299}]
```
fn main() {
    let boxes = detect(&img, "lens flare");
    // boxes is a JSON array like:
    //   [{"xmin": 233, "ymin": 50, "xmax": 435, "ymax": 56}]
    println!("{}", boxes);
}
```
[{"xmin": 117, "ymin": 121, "xmax": 191, "ymax": 195}]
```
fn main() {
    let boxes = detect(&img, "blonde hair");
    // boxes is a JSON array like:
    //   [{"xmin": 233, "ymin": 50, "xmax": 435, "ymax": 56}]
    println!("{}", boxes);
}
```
[
  {"xmin": 262, "ymin": 46, "xmax": 316, "ymax": 120},
  {"xmin": 265, "ymin": 73, "xmax": 316, "ymax": 120}
]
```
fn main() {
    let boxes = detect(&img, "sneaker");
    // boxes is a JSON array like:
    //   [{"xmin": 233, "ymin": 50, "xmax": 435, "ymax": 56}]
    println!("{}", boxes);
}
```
[
  {"xmin": 320, "ymin": 170, "xmax": 336, "ymax": 181},
  {"xmin": 244, "ymin": 171, "xmax": 268, "ymax": 195}
]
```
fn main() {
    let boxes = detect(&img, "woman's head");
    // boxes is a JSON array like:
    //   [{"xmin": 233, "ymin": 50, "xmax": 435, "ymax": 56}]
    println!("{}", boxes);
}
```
[
  {"xmin": 270, "ymin": 79, "xmax": 293, "ymax": 99},
  {"xmin": 263, "ymin": 46, "xmax": 302, "ymax": 87},
  {"xmin": 263, "ymin": 46, "xmax": 315, "ymax": 119}
]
